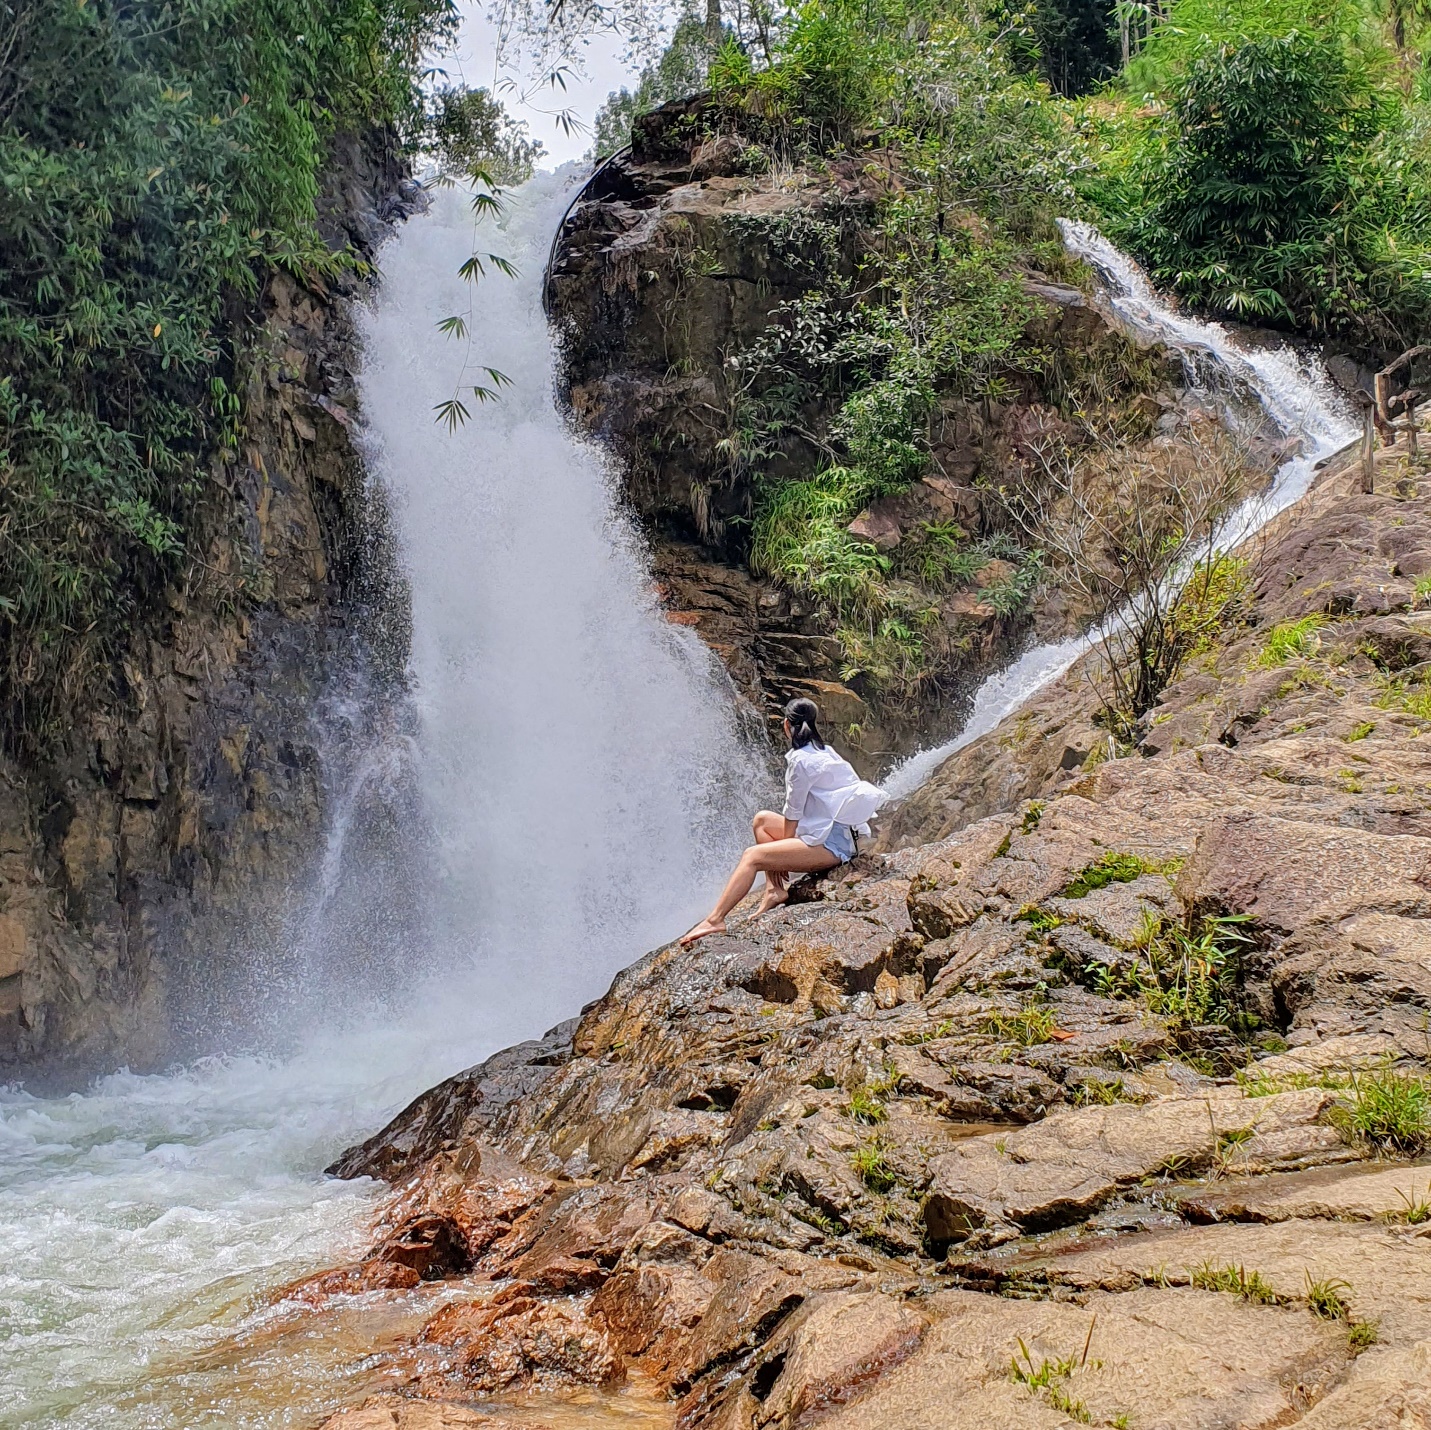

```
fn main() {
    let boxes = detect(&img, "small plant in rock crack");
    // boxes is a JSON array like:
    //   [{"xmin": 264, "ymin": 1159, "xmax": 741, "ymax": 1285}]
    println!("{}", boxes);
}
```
[
  {"xmin": 1347, "ymin": 1319, "xmax": 1381, "ymax": 1353},
  {"xmin": 1305, "ymin": 1274, "xmax": 1353, "ymax": 1322},
  {"xmin": 1190, "ymin": 1262, "xmax": 1281, "ymax": 1304},
  {"xmin": 845, "ymin": 1085, "xmax": 888, "ymax": 1124},
  {"xmin": 1214, "ymin": 1125, "xmax": 1256, "ymax": 1173},
  {"xmin": 1008, "ymin": 1337, "xmax": 1094, "ymax": 1423},
  {"xmin": 852, "ymin": 1139, "xmax": 897, "ymax": 1193},
  {"xmin": 1253, "ymin": 615, "xmax": 1324, "ymax": 668},
  {"xmin": 1391, "ymin": 1183, "xmax": 1431, "ymax": 1224},
  {"xmin": 1071, "ymin": 1076, "xmax": 1135, "ymax": 1107},
  {"xmin": 982, "ymin": 1004, "xmax": 1057, "ymax": 1047},
  {"xmin": 1136, "ymin": 913, "xmax": 1258, "ymax": 1035},
  {"xmin": 1060, "ymin": 851, "xmax": 1148, "ymax": 898},
  {"xmin": 1336, "ymin": 1068, "xmax": 1430, "ymax": 1152}
]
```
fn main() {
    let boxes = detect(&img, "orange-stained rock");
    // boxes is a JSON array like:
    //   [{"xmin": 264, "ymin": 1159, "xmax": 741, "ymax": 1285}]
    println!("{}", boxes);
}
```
[
  {"xmin": 403, "ymin": 1293, "xmax": 620, "ymax": 1397},
  {"xmin": 281, "ymin": 1258, "xmax": 421, "ymax": 1304},
  {"xmin": 315, "ymin": 1394, "xmax": 551, "ymax": 1429}
]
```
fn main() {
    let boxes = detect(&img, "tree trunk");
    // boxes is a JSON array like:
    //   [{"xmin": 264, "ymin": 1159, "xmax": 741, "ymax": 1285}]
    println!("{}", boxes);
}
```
[{"xmin": 706, "ymin": 0, "xmax": 723, "ymax": 48}]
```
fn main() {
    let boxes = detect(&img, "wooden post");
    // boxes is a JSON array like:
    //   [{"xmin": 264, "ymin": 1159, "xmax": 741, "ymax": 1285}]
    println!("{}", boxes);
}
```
[
  {"xmin": 1360, "ymin": 399, "xmax": 1376, "ymax": 493},
  {"xmin": 1409, "ymin": 395, "xmax": 1421, "ymax": 458}
]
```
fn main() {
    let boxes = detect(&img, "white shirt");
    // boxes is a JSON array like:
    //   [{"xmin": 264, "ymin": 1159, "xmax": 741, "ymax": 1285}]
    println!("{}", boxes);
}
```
[{"xmin": 782, "ymin": 743, "xmax": 886, "ymax": 846}]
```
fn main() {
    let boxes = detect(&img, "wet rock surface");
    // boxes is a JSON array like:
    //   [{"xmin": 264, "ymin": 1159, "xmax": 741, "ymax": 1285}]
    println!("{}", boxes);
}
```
[{"xmin": 308, "ymin": 448, "xmax": 1431, "ymax": 1426}]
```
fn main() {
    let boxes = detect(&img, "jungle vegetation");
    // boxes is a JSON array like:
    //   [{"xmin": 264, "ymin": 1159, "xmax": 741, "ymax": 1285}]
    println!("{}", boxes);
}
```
[{"xmin": 587, "ymin": 0, "xmax": 1430, "ymax": 706}]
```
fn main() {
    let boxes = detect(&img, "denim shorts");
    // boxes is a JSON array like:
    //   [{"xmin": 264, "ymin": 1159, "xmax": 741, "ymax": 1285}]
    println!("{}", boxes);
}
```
[{"xmin": 822, "ymin": 822, "xmax": 857, "ymax": 863}]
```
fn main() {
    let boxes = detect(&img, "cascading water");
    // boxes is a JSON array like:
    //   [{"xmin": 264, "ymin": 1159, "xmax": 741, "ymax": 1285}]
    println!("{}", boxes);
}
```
[
  {"xmin": 0, "ymin": 167, "xmax": 762, "ymax": 1430},
  {"xmin": 357, "ymin": 169, "xmax": 764, "ymax": 1019},
  {"xmin": 884, "ymin": 221, "xmax": 1359, "ymax": 798}
]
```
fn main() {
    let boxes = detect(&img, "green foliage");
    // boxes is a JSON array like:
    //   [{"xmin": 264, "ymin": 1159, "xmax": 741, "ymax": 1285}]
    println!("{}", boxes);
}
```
[
  {"xmin": 1190, "ymin": 1261, "xmax": 1281, "ymax": 1303},
  {"xmin": 983, "ymin": 1002, "xmax": 1058, "ymax": 1045},
  {"xmin": 1009, "ymin": 1339, "xmax": 1092, "ymax": 1423},
  {"xmin": 1347, "ymin": 1318, "xmax": 1381, "ymax": 1352},
  {"xmin": 852, "ymin": 1138, "xmax": 896, "ymax": 1191},
  {"xmin": 1070, "ymin": 1074, "xmax": 1136, "ymax": 1105},
  {"xmin": 1338, "ymin": 1067, "xmax": 1431, "ymax": 1151},
  {"xmin": 1392, "ymin": 1182, "xmax": 1431, "ymax": 1224},
  {"xmin": 1236, "ymin": 1066, "xmax": 1352, "ymax": 1097},
  {"xmin": 1067, "ymin": 909, "xmax": 1256, "ymax": 1036},
  {"xmin": 0, "ymin": 0, "xmax": 454, "ymax": 748},
  {"xmin": 1061, "ymin": 850, "xmax": 1150, "ymax": 897},
  {"xmin": 845, "ymin": 1084, "xmax": 889, "ymax": 1123},
  {"xmin": 592, "ymin": 3, "xmax": 719, "ymax": 156},
  {"xmin": 426, "ymin": 86, "xmax": 543, "ymax": 184},
  {"xmin": 1254, "ymin": 615, "xmax": 1324, "ymax": 667},
  {"xmin": 1098, "ymin": 0, "xmax": 1431, "ymax": 345},
  {"xmin": 1305, "ymin": 1274, "xmax": 1353, "ymax": 1321},
  {"xmin": 996, "ymin": 0, "xmax": 1122, "ymax": 97}
]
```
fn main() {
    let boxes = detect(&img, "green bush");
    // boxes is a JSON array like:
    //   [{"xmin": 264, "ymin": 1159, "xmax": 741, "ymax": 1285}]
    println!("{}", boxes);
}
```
[
  {"xmin": 0, "ymin": 0, "xmax": 454, "ymax": 749},
  {"xmin": 1100, "ymin": 0, "xmax": 1431, "ymax": 346}
]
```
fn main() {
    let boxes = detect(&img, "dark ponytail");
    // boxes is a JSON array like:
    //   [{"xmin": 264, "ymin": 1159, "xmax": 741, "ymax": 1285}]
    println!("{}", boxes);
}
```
[{"xmin": 784, "ymin": 697, "xmax": 825, "ymax": 750}]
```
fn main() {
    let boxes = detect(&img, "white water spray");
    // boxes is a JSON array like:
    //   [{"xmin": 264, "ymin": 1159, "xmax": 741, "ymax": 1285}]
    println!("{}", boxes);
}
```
[
  {"xmin": 0, "ymin": 169, "xmax": 763, "ymax": 1430},
  {"xmin": 884, "ymin": 222, "xmax": 1359, "ymax": 799},
  {"xmin": 356, "ymin": 169, "xmax": 763, "ymax": 1022}
]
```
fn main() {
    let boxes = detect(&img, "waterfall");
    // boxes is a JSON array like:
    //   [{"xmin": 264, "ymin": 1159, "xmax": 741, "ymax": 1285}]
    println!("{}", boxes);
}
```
[
  {"xmin": 0, "ymin": 194, "xmax": 1360, "ymax": 1428},
  {"xmin": 0, "ymin": 168, "xmax": 763, "ymax": 1430},
  {"xmin": 884, "ymin": 222, "xmax": 1359, "ymax": 799},
  {"xmin": 353, "ymin": 168, "xmax": 763, "ymax": 1024}
]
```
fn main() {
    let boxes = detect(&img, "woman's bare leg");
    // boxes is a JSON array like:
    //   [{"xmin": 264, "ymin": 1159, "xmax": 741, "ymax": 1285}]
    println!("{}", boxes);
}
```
[
  {"xmin": 751, "ymin": 811, "xmax": 791, "ymax": 913},
  {"xmin": 681, "ymin": 838, "xmax": 839, "ymax": 946}
]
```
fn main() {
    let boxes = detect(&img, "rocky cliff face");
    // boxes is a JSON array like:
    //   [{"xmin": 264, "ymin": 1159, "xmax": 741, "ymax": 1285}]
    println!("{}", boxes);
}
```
[
  {"xmin": 301, "ymin": 432, "xmax": 1431, "ymax": 1429},
  {"xmin": 547, "ymin": 102, "xmax": 1179, "ymax": 769},
  {"xmin": 0, "ymin": 135, "xmax": 418, "ymax": 1073}
]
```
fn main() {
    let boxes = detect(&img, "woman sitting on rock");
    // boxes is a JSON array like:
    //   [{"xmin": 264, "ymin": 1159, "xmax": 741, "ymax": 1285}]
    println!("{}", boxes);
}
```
[{"xmin": 680, "ymin": 697, "xmax": 886, "ymax": 947}]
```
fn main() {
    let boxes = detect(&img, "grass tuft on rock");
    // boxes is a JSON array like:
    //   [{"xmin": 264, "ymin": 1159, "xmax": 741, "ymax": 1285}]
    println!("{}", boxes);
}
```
[
  {"xmin": 982, "ymin": 1004, "xmax": 1057, "ymax": 1046},
  {"xmin": 1337, "ymin": 1068, "xmax": 1430, "ymax": 1152},
  {"xmin": 1190, "ymin": 1262, "xmax": 1281, "ymax": 1304},
  {"xmin": 1253, "ymin": 615, "xmax": 1324, "ymax": 668}
]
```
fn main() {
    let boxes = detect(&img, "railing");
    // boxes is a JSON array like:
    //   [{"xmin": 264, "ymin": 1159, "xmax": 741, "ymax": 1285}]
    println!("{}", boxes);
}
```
[{"xmin": 541, "ymin": 144, "xmax": 634, "ymax": 315}]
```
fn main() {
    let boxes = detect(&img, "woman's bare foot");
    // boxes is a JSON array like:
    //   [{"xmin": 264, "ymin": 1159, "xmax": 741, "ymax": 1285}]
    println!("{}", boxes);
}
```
[
  {"xmin": 755, "ymin": 886, "xmax": 789, "ymax": 917},
  {"xmin": 679, "ymin": 917, "xmax": 726, "ymax": 948}
]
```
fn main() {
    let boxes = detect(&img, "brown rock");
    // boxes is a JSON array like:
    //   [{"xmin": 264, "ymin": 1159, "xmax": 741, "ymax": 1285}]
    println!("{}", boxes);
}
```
[
  {"xmin": 756, "ymin": 1291, "xmax": 927, "ymax": 1426},
  {"xmin": 1046, "ymin": 1219, "xmax": 1431, "ymax": 1346},
  {"xmin": 410, "ymin": 1293, "xmax": 619, "ymax": 1396},
  {"xmin": 1179, "ymin": 1161, "xmax": 1431, "ymax": 1225},
  {"xmin": 810, "ymin": 1286, "xmax": 1347, "ymax": 1430},
  {"xmin": 923, "ymin": 1089, "xmax": 1350, "ymax": 1244},
  {"xmin": 281, "ymin": 1258, "xmax": 421, "ymax": 1303}
]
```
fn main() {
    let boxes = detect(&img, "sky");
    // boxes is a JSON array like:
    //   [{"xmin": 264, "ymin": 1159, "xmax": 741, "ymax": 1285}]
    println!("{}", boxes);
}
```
[{"xmin": 442, "ymin": 3, "xmax": 647, "ymax": 165}]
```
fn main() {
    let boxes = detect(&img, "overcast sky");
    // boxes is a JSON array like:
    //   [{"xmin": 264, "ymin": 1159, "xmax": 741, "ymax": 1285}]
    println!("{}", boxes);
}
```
[{"xmin": 441, "ymin": 3, "xmax": 646, "ymax": 166}]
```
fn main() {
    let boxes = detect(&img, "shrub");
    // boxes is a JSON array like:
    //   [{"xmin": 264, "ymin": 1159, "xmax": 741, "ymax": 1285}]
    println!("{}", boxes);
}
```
[
  {"xmin": 1103, "ymin": 0, "xmax": 1431, "ymax": 345},
  {"xmin": 0, "ymin": 0, "xmax": 455, "ymax": 749}
]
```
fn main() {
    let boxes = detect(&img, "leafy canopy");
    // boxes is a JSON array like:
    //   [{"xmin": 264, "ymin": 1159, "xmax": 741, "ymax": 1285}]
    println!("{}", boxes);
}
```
[{"xmin": 0, "ymin": 0, "xmax": 455, "ymax": 748}]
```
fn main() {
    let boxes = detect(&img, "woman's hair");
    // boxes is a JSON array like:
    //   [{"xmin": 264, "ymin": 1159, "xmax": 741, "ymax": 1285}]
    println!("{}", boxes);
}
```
[{"xmin": 784, "ymin": 697, "xmax": 826, "ymax": 750}]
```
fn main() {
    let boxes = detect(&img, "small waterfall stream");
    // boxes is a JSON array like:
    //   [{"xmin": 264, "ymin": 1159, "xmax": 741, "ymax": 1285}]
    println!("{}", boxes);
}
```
[
  {"xmin": 0, "ymin": 195, "xmax": 1356, "ymax": 1429},
  {"xmin": 885, "ymin": 220, "xmax": 1358, "ymax": 798}
]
